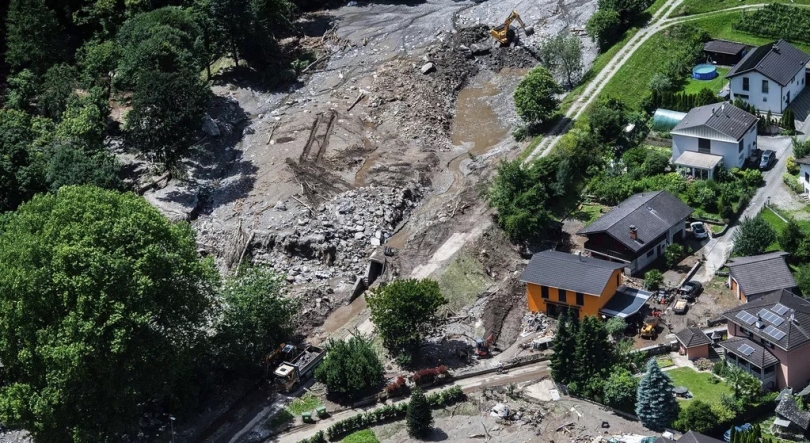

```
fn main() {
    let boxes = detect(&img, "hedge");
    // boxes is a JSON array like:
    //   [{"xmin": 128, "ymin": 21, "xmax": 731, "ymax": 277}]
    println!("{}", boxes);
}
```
[{"xmin": 324, "ymin": 385, "xmax": 465, "ymax": 441}]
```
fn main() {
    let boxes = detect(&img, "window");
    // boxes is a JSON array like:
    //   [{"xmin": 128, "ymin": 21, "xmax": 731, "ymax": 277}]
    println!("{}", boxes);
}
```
[
  {"xmin": 743, "ymin": 77, "xmax": 749, "ymax": 91},
  {"xmin": 763, "ymin": 97, "xmax": 767, "ymax": 102},
  {"xmin": 541, "ymin": 286, "xmax": 549, "ymax": 299},
  {"xmin": 559, "ymin": 289, "xmax": 567, "ymax": 303},
  {"xmin": 698, "ymin": 138, "xmax": 711, "ymax": 154},
  {"xmin": 805, "ymin": 172, "xmax": 809, "ymax": 182},
  {"xmin": 646, "ymin": 249, "xmax": 655, "ymax": 257},
  {"xmin": 739, "ymin": 140, "xmax": 744, "ymax": 152},
  {"xmin": 762, "ymin": 80, "xmax": 769, "ymax": 93},
  {"xmin": 737, "ymin": 94, "xmax": 749, "ymax": 100},
  {"xmin": 576, "ymin": 292, "xmax": 584, "ymax": 306}
]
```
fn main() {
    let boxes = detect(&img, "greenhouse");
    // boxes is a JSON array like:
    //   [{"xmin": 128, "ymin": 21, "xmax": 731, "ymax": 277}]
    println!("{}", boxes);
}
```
[{"xmin": 651, "ymin": 109, "xmax": 687, "ymax": 132}]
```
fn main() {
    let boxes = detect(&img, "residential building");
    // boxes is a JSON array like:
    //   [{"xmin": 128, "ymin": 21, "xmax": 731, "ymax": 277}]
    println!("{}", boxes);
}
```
[
  {"xmin": 721, "ymin": 289, "xmax": 810, "ymax": 390},
  {"xmin": 773, "ymin": 394, "xmax": 810, "ymax": 438},
  {"xmin": 726, "ymin": 40, "xmax": 810, "ymax": 114},
  {"xmin": 675, "ymin": 327, "xmax": 712, "ymax": 360},
  {"xmin": 671, "ymin": 103, "xmax": 758, "ymax": 179},
  {"xmin": 704, "ymin": 39, "xmax": 748, "ymax": 66},
  {"xmin": 726, "ymin": 252, "xmax": 798, "ymax": 302},
  {"xmin": 796, "ymin": 156, "xmax": 810, "ymax": 194},
  {"xmin": 520, "ymin": 250, "xmax": 651, "ymax": 320},
  {"xmin": 577, "ymin": 191, "xmax": 693, "ymax": 275}
]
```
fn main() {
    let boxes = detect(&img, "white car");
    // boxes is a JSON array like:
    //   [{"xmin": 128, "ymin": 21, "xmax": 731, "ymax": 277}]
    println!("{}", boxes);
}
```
[{"xmin": 691, "ymin": 222, "xmax": 708, "ymax": 239}]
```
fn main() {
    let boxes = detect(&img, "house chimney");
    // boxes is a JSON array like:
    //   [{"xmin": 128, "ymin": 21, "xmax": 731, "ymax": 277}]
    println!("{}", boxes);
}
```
[
  {"xmin": 629, "ymin": 225, "xmax": 637, "ymax": 240},
  {"xmin": 578, "ymin": 251, "xmax": 583, "ymax": 261},
  {"xmin": 773, "ymin": 44, "xmax": 780, "ymax": 53}
]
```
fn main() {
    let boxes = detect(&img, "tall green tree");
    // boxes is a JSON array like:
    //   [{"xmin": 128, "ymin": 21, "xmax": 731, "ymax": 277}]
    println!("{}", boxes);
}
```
[
  {"xmin": 778, "ymin": 218, "xmax": 805, "ymax": 258},
  {"xmin": 39, "ymin": 64, "xmax": 79, "ymax": 120},
  {"xmin": 5, "ymin": 0, "xmax": 66, "ymax": 73},
  {"xmin": 124, "ymin": 68, "xmax": 210, "ymax": 166},
  {"xmin": 366, "ymin": 279, "xmax": 447, "ymax": 357},
  {"xmin": 4, "ymin": 69, "xmax": 39, "ymax": 113},
  {"xmin": 674, "ymin": 399, "xmax": 718, "ymax": 433},
  {"xmin": 513, "ymin": 66, "xmax": 562, "ymax": 124},
  {"xmin": 603, "ymin": 367, "xmax": 639, "ymax": 413},
  {"xmin": 406, "ymin": 388, "xmax": 433, "ymax": 439},
  {"xmin": 46, "ymin": 146, "xmax": 123, "ymax": 192},
  {"xmin": 733, "ymin": 215, "xmax": 776, "ymax": 257},
  {"xmin": 488, "ymin": 159, "xmax": 553, "ymax": 242},
  {"xmin": 571, "ymin": 315, "xmax": 615, "ymax": 399},
  {"xmin": 538, "ymin": 33, "xmax": 584, "ymax": 88},
  {"xmin": 315, "ymin": 335, "xmax": 384, "ymax": 399},
  {"xmin": 76, "ymin": 39, "xmax": 121, "ymax": 93},
  {"xmin": 550, "ymin": 308, "xmax": 579, "ymax": 384},
  {"xmin": 216, "ymin": 266, "xmax": 297, "ymax": 373},
  {"xmin": 586, "ymin": 9, "xmax": 621, "ymax": 50},
  {"xmin": 0, "ymin": 186, "xmax": 219, "ymax": 443},
  {"xmin": 589, "ymin": 97, "xmax": 627, "ymax": 144},
  {"xmin": 55, "ymin": 89, "xmax": 110, "ymax": 152},
  {"xmin": 636, "ymin": 359, "xmax": 679, "ymax": 431},
  {"xmin": 0, "ymin": 109, "xmax": 48, "ymax": 211}
]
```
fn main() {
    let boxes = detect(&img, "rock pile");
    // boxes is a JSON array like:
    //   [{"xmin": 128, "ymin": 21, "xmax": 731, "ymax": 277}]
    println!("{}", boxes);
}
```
[{"xmin": 248, "ymin": 184, "xmax": 423, "ymax": 284}]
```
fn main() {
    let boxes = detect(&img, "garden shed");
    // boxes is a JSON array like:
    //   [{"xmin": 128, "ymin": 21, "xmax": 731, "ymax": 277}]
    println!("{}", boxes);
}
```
[
  {"xmin": 675, "ymin": 327, "xmax": 711, "ymax": 360},
  {"xmin": 703, "ymin": 40, "xmax": 748, "ymax": 66}
]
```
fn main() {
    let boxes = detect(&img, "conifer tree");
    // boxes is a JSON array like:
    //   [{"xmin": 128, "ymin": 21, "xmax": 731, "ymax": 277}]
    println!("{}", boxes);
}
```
[
  {"xmin": 407, "ymin": 387, "xmax": 433, "ymax": 439},
  {"xmin": 550, "ymin": 308, "xmax": 578, "ymax": 384},
  {"xmin": 636, "ymin": 359, "xmax": 679, "ymax": 431}
]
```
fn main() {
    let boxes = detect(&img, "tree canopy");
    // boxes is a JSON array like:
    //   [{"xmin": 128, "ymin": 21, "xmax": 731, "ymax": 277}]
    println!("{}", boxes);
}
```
[
  {"xmin": 636, "ymin": 359, "xmax": 679, "ymax": 431},
  {"xmin": 367, "ymin": 279, "xmax": 447, "ymax": 357},
  {"xmin": 513, "ymin": 66, "xmax": 562, "ymax": 124},
  {"xmin": 315, "ymin": 335, "xmax": 384, "ymax": 399},
  {"xmin": 0, "ymin": 186, "xmax": 219, "ymax": 443},
  {"xmin": 733, "ymin": 215, "xmax": 777, "ymax": 257}
]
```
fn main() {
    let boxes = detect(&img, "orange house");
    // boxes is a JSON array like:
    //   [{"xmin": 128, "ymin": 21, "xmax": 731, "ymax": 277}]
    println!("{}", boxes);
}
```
[{"xmin": 520, "ymin": 250, "xmax": 652, "ymax": 320}]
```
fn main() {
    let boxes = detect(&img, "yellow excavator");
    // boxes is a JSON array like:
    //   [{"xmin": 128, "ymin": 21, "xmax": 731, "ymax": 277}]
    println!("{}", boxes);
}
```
[{"xmin": 490, "ymin": 11, "xmax": 534, "ymax": 46}]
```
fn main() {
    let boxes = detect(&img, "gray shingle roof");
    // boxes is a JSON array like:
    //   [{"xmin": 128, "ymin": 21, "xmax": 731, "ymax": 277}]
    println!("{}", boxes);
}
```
[
  {"xmin": 671, "ymin": 103, "xmax": 758, "ymax": 142},
  {"xmin": 675, "ymin": 327, "xmax": 712, "ymax": 348},
  {"xmin": 704, "ymin": 40, "xmax": 747, "ymax": 55},
  {"xmin": 577, "ymin": 191, "xmax": 693, "ymax": 253},
  {"xmin": 519, "ymin": 250, "xmax": 624, "ymax": 296},
  {"xmin": 726, "ymin": 40, "xmax": 810, "ymax": 86},
  {"xmin": 795, "ymin": 156, "xmax": 810, "ymax": 166},
  {"xmin": 723, "ymin": 289, "xmax": 810, "ymax": 351},
  {"xmin": 776, "ymin": 394, "xmax": 810, "ymax": 430},
  {"xmin": 679, "ymin": 431, "xmax": 725, "ymax": 443},
  {"xmin": 727, "ymin": 252, "xmax": 797, "ymax": 297},
  {"xmin": 720, "ymin": 336, "xmax": 780, "ymax": 368}
]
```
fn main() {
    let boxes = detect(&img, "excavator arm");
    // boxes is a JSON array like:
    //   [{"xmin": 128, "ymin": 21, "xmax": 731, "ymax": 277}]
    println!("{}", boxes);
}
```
[{"xmin": 489, "ymin": 11, "xmax": 534, "ymax": 45}]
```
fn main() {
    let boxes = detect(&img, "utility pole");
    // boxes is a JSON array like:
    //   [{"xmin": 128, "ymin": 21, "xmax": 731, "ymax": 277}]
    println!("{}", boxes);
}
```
[{"xmin": 170, "ymin": 415, "xmax": 176, "ymax": 443}]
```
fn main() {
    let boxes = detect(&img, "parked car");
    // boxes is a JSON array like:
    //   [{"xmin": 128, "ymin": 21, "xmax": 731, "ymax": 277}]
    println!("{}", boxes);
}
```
[
  {"xmin": 679, "ymin": 281, "xmax": 703, "ymax": 300},
  {"xmin": 673, "ymin": 299, "xmax": 689, "ymax": 314},
  {"xmin": 691, "ymin": 221, "xmax": 708, "ymax": 239},
  {"xmin": 724, "ymin": 423, "xmax": 753, "ymax": 442},
  {"xmin": 759, "ymin": 150, "xmax": 775, "ymax": 170}
]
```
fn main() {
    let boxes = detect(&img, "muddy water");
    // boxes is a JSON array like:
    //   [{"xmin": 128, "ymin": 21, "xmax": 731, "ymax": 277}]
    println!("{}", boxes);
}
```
[
  {"xmin": 451, "ymin": 81, "xmax": 508, "ymax": 155},
  {"xmin": 323, "ymin": 294, "xmax": 368, "ymax": 334}
]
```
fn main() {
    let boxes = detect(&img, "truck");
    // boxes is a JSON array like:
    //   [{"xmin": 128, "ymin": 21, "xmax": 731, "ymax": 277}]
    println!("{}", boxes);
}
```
[
  {"xmin": 673, "ymin": 299, "xmax": 689, "ymax": 315},
  {"xmin": 274, "ymin": 345, "xmax": 325, "ymax": 393}
]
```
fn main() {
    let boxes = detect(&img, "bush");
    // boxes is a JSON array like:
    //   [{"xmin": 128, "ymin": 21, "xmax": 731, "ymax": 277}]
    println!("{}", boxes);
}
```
[
  {"xmin": 665, "ymin": 243, "xmax": 686, "ymax": 269},
  {"xmin": 315, "ymin": 335, "xmax": 384, "ymax": 400},
  {"xmin": 787, "ymin": 156, "xmax": 800, "ymax": 175},
  {"xmin": 385, "ymin": 376, "xmax": 409, "ymax": 398},
  {"xmin": 673, "ymin": 400, "xmax": 717, "ymax": 433},
  {"xmin": 784, "ymin": 173, "xmax": 804, "ymax": 194},
  {"xmin": 644, "ymin": 270, "xmax": 664, "ymax": 290},
  {"xmin": 296, "ymin": 431, "xmax": 327, "ymax": 443},
  {"xmin": 412, "ymin": 365, "xmax": 449, "ymax": 385},
  {"xmin": 694, "ymin": 358, "xmax": 714, "ymax": 371}
]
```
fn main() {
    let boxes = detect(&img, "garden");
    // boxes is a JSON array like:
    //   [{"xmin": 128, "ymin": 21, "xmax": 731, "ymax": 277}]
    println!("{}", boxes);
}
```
[
  {"xmin": 667, "ymin": 367, "xmax": 733, "ymax": 405},
  {"xmin": 733, "ymin": 4, "xmax": 810, "ymax": 45}
]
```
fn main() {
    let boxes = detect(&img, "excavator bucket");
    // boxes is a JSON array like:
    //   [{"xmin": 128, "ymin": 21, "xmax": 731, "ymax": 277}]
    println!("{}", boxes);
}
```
[{"xmin": 524, "ymin": 26, "xmax": 535, "ymax": 36}]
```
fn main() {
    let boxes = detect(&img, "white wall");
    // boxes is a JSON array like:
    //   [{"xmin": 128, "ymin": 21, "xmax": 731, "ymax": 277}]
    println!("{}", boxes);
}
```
[
  {"xmin": 672, "ymin": 133, "xmax": 750, "ymax": 170},
  {"xmin": 730, "ymin": 70, "xmax": 805, "ymax": 113},
  {"xmin": 668, "ymin": 217, "xmax": 687, "ymax": 242},
  {"xmin": 632, "ymin": 237, "xmax": 668, "ymax": 274},
  {"xmin": 800, "ymin": 164, "xmax": 810, "ymax": 194}
]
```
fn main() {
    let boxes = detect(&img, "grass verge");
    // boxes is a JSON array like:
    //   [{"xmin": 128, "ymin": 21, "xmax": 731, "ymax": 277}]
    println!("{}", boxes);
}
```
[
  {"xmin": 342, "ymin": 429, "xmax": 380, "ymax": 443},
  {"xmin": 666, "ymin": 367, "xmax": 732, "ymax": 405},
  {"xmin": 674, "ymin": 0, "xmax": 810, "ymax": 17}
]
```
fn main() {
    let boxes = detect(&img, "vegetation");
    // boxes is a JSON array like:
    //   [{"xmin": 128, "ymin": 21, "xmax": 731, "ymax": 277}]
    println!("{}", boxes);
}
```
[
  {"xmin": 683, "ymin": 67, "xmax": 730, "ymax": 95},
  {"xmin": 667, "ymin": 367, "xmax": 733, "ymax": 405},
  {"xmin": 587, "ymin": 0, "xmax": 654, "ymax": 50},
  {"xmin": 367, "ymin": 279, "xmax": 447, "ymax": 358},
  {"xmin": 733, "ymin": 4, "xmax": 810, "ymax": 44},
  {"xmin": 342, "ymin": 429, "xmax": 380, "ymax": 443},
  {"xmin": 603, "ymin": 368, "xmax": 640, "ymax": 412},
  {"xmin": 315, "ymin": 335, "xmax": 384, "ymax": 400},
  {"xmin": 636, "ymin": 359, "xmax": 680, "ymax": 431},
  {"xmin": 673, "ymin": 400, "xmax": 718, "ymax": 433},
  {"xmin": 0, "ymin": 186, "xmax": 219, "ymax": 443},
  {"xmin": 514, "ymin": 66, "xmax": 563, "ymax": 124},
  {"xmin": 675, "ymin": 0, "xmax": 810, "ymax": 16},
  {"xmin": 538, "ymin": 33, "xmax": 584, "ymax": 88},
  {"xmin": 406, "ymin": 388, "xmax": 433, "ymax": 439},
  {"xmin": 647, "ymin": 88, "xmax": 721, "ymax": 112},
  {"xmin": 644, "ymin": 269, "xmax": 664, "ymax": 290},
  {"xmin": 733, "ymin": 215, "xmax": 777, "ymax": 257},
  {"xmin": 550, "ymin": 308, "xmax": 580, "ymax": 383}
]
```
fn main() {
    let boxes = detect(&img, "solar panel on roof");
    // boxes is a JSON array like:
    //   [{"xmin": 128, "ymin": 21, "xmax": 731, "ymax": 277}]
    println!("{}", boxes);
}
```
[
  {"xmin": 773, "ymin": 304, "xmax": 790, "ymax": 315},
  {"xmin": 738, "ymin": 344, "xmax": 755, "ymax": 356},
  {"xmin": 764, "ymin": 325, "xmax": 787, "ymax": 341},
  {"xmin": 736, "ymin": 310, "xmax": 757, "ymax": 325},
  {"xmin": 757, "ymin": 309, "xmax": 786, "ymax": 327}
]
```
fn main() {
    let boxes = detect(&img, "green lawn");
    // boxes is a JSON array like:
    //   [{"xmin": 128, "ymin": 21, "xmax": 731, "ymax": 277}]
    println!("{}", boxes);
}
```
[
  {"xmin": 683, "ymin": 67, "xmax": 729, "ymax": 94},
  {"xmin": 343, "ymin": 429, "xmax": 380, "ymax": 443},
  {"xmin": 666, "ymin": 367, "xmax": 732, "ymax": 405},
  {"xmin": 758, "ymin": 207, "xmax": 785, "ymax": 252},
  {"xmin": 674, "ymin": 0, "xmax": 810, "ymax": 17},
  {"xmin": 687, "ymin": 12, "xmax": 810, "ymax": 54},
  {"xmin": 570, "ymin": 202, "xmax": 609, "ymax": 226}
]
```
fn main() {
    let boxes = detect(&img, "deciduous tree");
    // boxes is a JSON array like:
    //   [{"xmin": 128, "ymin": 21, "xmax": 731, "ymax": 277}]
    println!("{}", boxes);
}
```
[
  {"xmin": 636, "ymin": 359, "xmax": 679, "ymax": 431},
  {"xmin": 367, "ymin": 279, "xmax": 447, "ymax": 357},
  {"xmin": 0, "ymin": 109, "xmax": 48, "ymax": 211},
  {"xmin": 539, "ymin": 33, "xmax": 584, "ymax": 88},
  {"xmin": 0, "ymin": 186, "xmax": 219, "ymax": 443},
  {"xmin": 315, "ymin": 335, "xmax": 384, "ymax": 399},
  {"xmin": 674, "ymin": 399, "xmax": 717, "ymax": 433},
  {"xmin": 603, "ymin": 367, "xmax": 639, "ymax": 412},
  {"xmin": 5, "ymin": 0, "xmax": 66, "ymax": 73},
  {"xmin": 514, "ymin": 66, "xmax": 562, "ymax": 124},
  {"xmin": 586, "ymin": 9, "xmax": 621, "ymax": 50},
  {"xmin": 733, "ymin": 215, "xmax": 776, "ymax": 257}
]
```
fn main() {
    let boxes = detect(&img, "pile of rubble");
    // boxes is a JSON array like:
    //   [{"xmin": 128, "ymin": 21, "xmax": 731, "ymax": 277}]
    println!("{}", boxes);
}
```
[
  {"xmin": 520, "ymin": 312, "xmax": 550, "ymax": 337},
  {"xmin": 247, "ymin": 184, "xmax": 423, "ymax": 284}
]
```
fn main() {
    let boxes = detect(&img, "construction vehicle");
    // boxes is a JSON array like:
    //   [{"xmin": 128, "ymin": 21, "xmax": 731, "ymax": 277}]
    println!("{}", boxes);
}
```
[
  {"xmin": 490, "ymin": 11, "xmax": 534, "ymax": 46},
  {"xmin": 274, "ymin": 345, "xmax": 325, "ymax": 393},
  {"xmin": 475, "ymin": 333, "xmax": 495, "ymax": 358},
  {"xmin": 263, "ymin": 343, "xmax": 298, "ymax": 377},
  {"xmin": 640, "ymin": 316, "xmax": 659, "ymax": 340}
]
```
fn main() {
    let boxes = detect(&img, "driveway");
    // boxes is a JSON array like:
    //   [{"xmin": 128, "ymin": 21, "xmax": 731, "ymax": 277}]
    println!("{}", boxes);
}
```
[{"xmin": 695, "ymin": 135, "xmax": 796, "ymax": 282}]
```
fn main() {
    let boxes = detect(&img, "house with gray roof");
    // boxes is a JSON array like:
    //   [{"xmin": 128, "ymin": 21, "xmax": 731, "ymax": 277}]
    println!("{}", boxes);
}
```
[
  {"xmin": 726, "ymin": 252, "xmax": 798, "ymax": 302},
  {"xmin": 670, "ymin": 103, "xmax": 758, "ymax": 179},
  {"xmin": 726, "ymin": 39, "xmax": 810, "ymax": 114},
  {"xmin": 774, "ymin": 393, "xmax": 810, "ymax": 437},
  {"xmin": 577, "ymin": 191, "xmax": 693, "ymax": 275},
  {"xmin": 675, "ymin": 327, "xmax": 712, "ymax": 360},
  {"xmin": 721, "ymin": 289, "xmax": 810, "ymax": 390},
  {"xmin": 520, "ymin": 250, "xmax": 652, "ymax": 319}
]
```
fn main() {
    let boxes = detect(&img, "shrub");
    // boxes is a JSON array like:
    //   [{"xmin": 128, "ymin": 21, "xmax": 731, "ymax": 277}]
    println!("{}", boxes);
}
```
[
  {"xmin": 644, "ymin": 270, "xmax": 664, "ymax": 290},
  {"xmin": 694, "ymin": 358, "xmax": 714, "ymax": 371},
  {"xmin": 784, "ymin": 173, "xmax": 804, "ymax": 194},
  {"xmin": 665, "ymin": 243, "xmax": 685, "ymax": 268},
  {"xmin": 788, "ymin": 156, "xmax": 800, "ymax": 175},
  {"xmin": 385, "ymin": 376, "xmax": 409, "ymax": 398}
]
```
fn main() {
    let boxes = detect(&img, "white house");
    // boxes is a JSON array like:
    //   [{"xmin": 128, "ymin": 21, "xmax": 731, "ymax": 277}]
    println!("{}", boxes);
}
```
[
  {"xmin": 727, "ymin": 40, "xmax": 810, "ymax": 114},
  {"xmin": 670, "ymin": 103, "xmax": 758, "ymax": 179},
  {"xmin": 797, "ymin": 157, "xmax": 810, "ymax": 194}
]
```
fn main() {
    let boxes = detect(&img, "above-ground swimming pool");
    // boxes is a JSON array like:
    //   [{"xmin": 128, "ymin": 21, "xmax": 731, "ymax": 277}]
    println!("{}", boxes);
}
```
[{"xmin": 692, "ymin": 64, "xmax": 718, "ymax": 80}]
